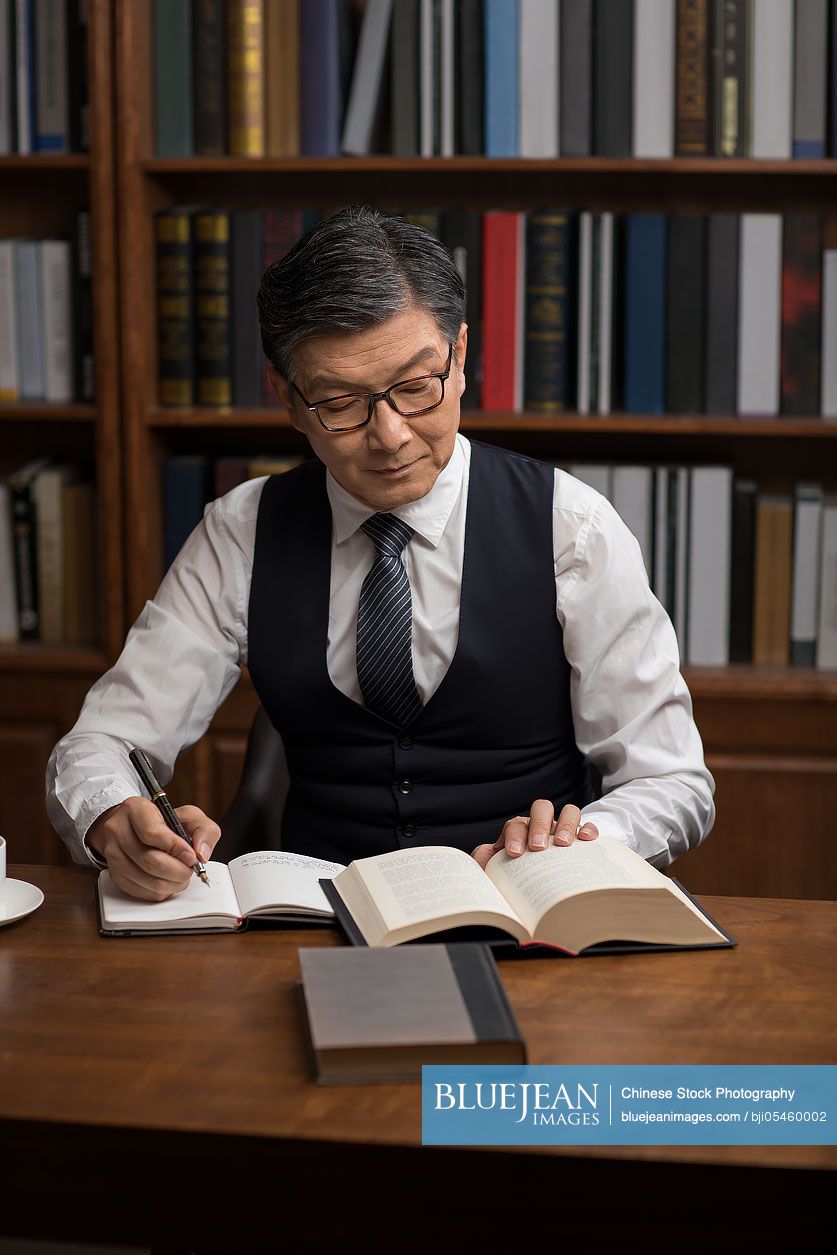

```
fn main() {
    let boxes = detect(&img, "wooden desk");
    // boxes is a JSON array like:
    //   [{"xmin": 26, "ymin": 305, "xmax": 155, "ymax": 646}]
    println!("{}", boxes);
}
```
[{"xmin": 1, "ymin": 864, "xmax": 835, "ymax": 1251}]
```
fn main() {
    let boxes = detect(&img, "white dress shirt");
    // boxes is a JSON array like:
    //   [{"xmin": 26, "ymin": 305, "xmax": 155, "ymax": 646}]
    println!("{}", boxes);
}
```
[{"xmin": 46, "ymin": 432, "xmax": 716, "ymax": 869}]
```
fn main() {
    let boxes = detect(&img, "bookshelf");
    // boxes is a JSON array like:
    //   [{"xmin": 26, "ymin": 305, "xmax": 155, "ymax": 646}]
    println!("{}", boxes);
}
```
[
  {"xmin": 0, "ymin": 0, "xmax": 122, "ymax": 863},
  {"xmin": 10, "ymin": 0, "xmax": 827, "ymax": 892}
]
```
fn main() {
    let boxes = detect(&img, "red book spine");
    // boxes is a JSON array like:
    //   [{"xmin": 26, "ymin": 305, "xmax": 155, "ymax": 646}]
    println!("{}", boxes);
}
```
[
  {"xmin": 481, "ymin": 212, "xmax": 523, "ymax": 411},
  {"xmin": 260, "ymin": 209, "xmax": 304, "ymax": 404}
]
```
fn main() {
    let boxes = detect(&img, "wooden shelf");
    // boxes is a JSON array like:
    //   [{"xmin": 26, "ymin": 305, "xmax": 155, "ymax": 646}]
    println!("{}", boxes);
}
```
[
  {"xmin": 685, "ymin": 666, "xmax": 837, "ymax": 700},
  {"xmin": 0, "ymin": 644, "xmax": 108, "ymax": 673},
  {"xmin": 0, "ymin": 155, "xmax": 90, "ymax": 171},
  {"xmin": 142, "ymin": 156, "xmax": 837, "ymax": 175},
  {"xmin": 0, "ymin": 404, "xmax": 98, "ymax": 421}
]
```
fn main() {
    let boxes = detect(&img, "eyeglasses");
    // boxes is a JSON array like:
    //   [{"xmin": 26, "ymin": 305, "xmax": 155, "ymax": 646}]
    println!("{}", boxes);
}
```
[{"xmin": 290, "ymin": 343, "xmax": 455, "ymax": 432}]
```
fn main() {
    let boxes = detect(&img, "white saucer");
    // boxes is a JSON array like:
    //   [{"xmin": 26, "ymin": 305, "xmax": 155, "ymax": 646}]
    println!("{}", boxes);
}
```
[{"xmin": 0, "ymin": 878, "xmax": 45, "ymax": 926}]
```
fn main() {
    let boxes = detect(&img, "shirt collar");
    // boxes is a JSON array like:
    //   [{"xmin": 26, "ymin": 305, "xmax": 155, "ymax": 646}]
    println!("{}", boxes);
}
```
[{"xmin": 327, "ymin": 432, "xmax": 469, "ymax": 548}]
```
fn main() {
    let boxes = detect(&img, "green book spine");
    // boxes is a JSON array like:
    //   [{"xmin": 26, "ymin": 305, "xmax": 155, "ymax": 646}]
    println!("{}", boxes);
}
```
[
  {"xmin": 156, "ymin": 208, "xmax": 195, "ymax": 408},
  {"xmin": 194, "ymin": 209, "xmax": 232, "ymax": 407},
  {"xmin": 154, "ymin": 0, "xmax": 193, "ymax": 156}
]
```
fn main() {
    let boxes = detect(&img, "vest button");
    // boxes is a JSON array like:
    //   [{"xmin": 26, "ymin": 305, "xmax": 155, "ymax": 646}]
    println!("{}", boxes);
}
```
[
  {"xmin": 396, "ymin": 779, "xmax": 413, "ymax": 794},
  {"xmin": 398, "ymin": 734, "xmax": 414, "ymax": 749},
  {"xmin": 402, "ymin": 822, "xmax": 417, "ymax": 838}
]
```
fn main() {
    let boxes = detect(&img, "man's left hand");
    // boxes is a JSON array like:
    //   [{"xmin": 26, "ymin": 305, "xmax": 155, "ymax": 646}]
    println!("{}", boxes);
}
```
[{"xmin": 471, "ymin": 800, "xmax": 598, "ymax": 870}]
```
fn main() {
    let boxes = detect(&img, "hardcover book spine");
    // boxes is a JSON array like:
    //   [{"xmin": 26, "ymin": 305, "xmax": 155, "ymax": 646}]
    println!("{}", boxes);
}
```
[
  {"xmin": 35, "ymin": 0, "xmax": 68, "ymax": 151},
  {"xmin": 231, "ymin": 208, "xmax": 264, "ymax": 407},
  {"xmin": 815, "ymin": 497, "xmax": 837, "ymax": 669},
  {"xmin": 713, "ymin": 0, "xmax": 747, "ymax": 157},
  {"xmin": 153, "ymin": 0, "xmax": 193, "ymax": 157},
  {"xmin": 588, "ymin": 214, "xmax": 601, "ymax": 413},
  {"xmin": 831, "ymin": 0, "xmax": 837, "ymax": 158},
  {"xmin": 575, "ymin": 210, "xmax": 592, "ymax": 414},
  {"xmin": 633, "ymin": 0, "xmax": 675, "ymax": 158},
  {"xmin": 484, "ymin": 0, "xmax": 517, "ymax": 156},
  {"xmin": 596, "ymin": 211, "xmax": 615, "ymax": 414},
  {"xmin": 341, "ymin": 0, "xmax": 394, "ymax": 156},
  {"xmin": 35, "ymin": 465, "xmax": 70, "ymax": 644},
  {"xmin": 265, "ymin": 0, "xmax": 299, "ymax": 156},
  {"xmin": 0, "ymin": 0, "xmax": 11, "ymax": 154},
  {"xmin": 14, "ymin": 239, "xmax": 44, "ymax": 399},
  {"xmin": 560, "ymin": 0, "xmax": 592, "ymax": 155},
  {"xmin": 192, "ymin": 0, "xmax": 226, "ymax": 156},
  {"xmin": 0, "ymin": 240, "xmax": 18, "ymax": 399},
  {"xmin": 391, "ymin": 0, "xmax": 419, "ymax": 156},
  {"xmin": 823, "ymin": 249, "xmax": 837, "ymax": 418},
  {"xmin": 227, "ymin": 0, "xmax": 264, "ymax": 156},
  {"xmin": 792, "ymin": 0, "xmax": 827, "ymax": 158},
  {"xmin": 71, "ymin": 208, "xmax": 94, "ymax": 402},
  {"xmin": 443, "ymin": 210, "xmax": 483, "ymax": 410},
  {"xmin": 780, "ymin": 214, "xmax": 822, "ymax": 416},
  {"xmin": 214, "ymin": 456, "xmax": 252, "ymax": 497},
  {"xmin": 749, "ymin": 0, "xmax": 792, "ymax": 158},
  {"xmin": 675, "ymin": 0, "xmax": 711, "ymax": 155},
  {"xmin": 39, "ymin": 239, "xmax": 72, "ymax": 402},
  {"xmin": 624, "ymin": 213, "xmax": 667, "ymax": 414},
  {"xmin": 666, "ymin": 214, "xmax": 706, "ymax": 414},
  {"xmin": 594, "ymin": 0, "xmax": 633, "ymax": 157},
  {"xmin": 704, "ymin": 213, "xmax": 739, "ymax": 414},
  {"xmin": 481, "ymin": 211, "xmax": 523, "ymax": 411},
  {"xmin": 753, "ymin": 495, "xmax": 792, "ymax": 665},
  {"xmin": 439, "ymin": 0, "xmax": 454, "ymax": 156},
  {"xmin": 156, "ymin": 208, "xmax": 195, "ymax": 407},
  {"xmin": 519, "ymin": 0, "xmax": 559, "ymax": 158},
  {"xmin": 8, "ymin": 464, "xmax": 44, "ymax": 639},
  {"xmin": 737, "ymin": 213, "xmax": 782, "ymax": 416},
  {"xmin": 612, "ymin": 466, "xmax": 654, "ymax": 579},
  {"xmin": 15, "ymin": 0, "xmax": 33, "ymax": 154},
  {"xmin": 524, "ymin": 210, "xmax": 572, "ymax": 413},
  {"xmin": 687, "ymin": 466, "xmax": 732, "ymax": 665},
  {"xmin": 194, "ymin": 208, "xmax": 231, "ymax": 407},
  {"xmin": 456, "ymin": 0, "xmax": 482, "ymax": 154},
  {"xmin": 66, "ymin": 0, "xmax": 88, "ymax": 152},
  {"xmin": 300, "ymin": 0, "xmax": 349, "ymax": 157},
  {"xmin": 62, "ymin": 478, "xmax": 96, "ymax": 644},
  {"xmin": 729, "ymin": 478, "xmax": 756, "ymax": 662},
  {"xmin": 163, "ymin": 456, "xmax": 211, "ymax": 570},
  {"xmin": 0, "ymin": 483, "xmax": 19, "ymax": 642},
  {"xmin": 790, "ymin": 483, "xmax": 824, "ymax": 667},
  {"xmin": 259, "ymin": 208, "xmax": 304, "ymax": 405},
  {"xmin": 674, "ymin": 465, "xmax": 690, "ymax": 655}
]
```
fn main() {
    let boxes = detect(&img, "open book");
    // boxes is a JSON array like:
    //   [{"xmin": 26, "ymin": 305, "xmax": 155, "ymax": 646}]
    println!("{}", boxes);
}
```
[
  {"xmin": 321, "ymin": 835, "xmax": 734, "ymax": 956},
  {"xmin": 96, "ymin": 850, "xmax": 345, "ymax": 936}
]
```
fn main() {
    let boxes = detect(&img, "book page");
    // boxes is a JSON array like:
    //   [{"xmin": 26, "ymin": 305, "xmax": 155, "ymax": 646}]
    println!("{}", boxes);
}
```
[
  {"xmin": 486, "ymin": 834, "xmax": 666, "ymax": 933},
  {"xmin": 98, "ymin": 861, "xmax": 240, "ymax": 927},
  {"xmin": 229, "ymin": 850, "xmax": 345, "ymax": 918},
  {"xmin": 349, "ymin": 846, "xmax": 523, "ymax": 933}
]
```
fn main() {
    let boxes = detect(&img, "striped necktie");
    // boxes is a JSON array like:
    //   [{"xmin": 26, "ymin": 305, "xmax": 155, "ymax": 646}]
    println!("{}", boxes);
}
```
[{"xmin": 356, "ymin": 512, "xmax": 423, "ymax": 727}]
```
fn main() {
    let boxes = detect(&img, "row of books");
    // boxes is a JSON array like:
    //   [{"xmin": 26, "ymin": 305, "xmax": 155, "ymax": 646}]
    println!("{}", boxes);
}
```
[
  {"xmin": 0, "ymin": 0, "xmax": 89, "ymax": 154},
  {"xmin": 155, "ymin": 204, "xmax": 837, "ymax": 417},
  {"xmin": 569, "ymin": 464, "xmax": 837, "ymax": 671},
  {"xmin": 0, "ymin": 457, "xmax": 97, "ymax": 644},
  {"xmin": 153, "ymin": 0, "xmax": 837, "ymax": 160},
  {"xmin": 0, "ymin": 213, "xmax": 94, "ymax": 403}
]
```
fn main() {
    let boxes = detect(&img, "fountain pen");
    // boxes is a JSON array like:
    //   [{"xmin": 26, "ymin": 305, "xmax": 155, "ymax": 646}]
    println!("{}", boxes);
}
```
[{"xmin": 128, "ymin": 747, "xmax": 211, "ymax": 887}]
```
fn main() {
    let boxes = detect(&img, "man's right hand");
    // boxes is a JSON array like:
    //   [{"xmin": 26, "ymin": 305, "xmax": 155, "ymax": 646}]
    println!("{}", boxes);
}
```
[{"xmin": 86, "ymin": 796, "xmax": 222, "ymax": 902}]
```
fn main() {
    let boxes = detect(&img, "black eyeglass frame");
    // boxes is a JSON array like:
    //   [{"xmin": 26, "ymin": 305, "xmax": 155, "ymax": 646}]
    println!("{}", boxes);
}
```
[{"xmin": 289, "ymin": 342, "xmax": 456, "ymax": 432}]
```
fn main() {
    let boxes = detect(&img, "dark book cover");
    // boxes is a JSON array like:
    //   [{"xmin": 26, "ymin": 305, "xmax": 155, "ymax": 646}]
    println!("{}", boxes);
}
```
[
  {"xmin": 71, "ymin": 209, "xmax": 94, "ymax": 402},
  {"xmin": 66, "ymin": 0, "xmax": 89, "ymax": 152},
  {"xmin": 705, "ymin": 213, "xmax": 738, "ymax": 414},
  {"xmin": 675, "ymin": 0, "xmax": 711, "ymax": 155},
  {"xmin": 666, "ymin": 214, "xmax": 706, "ymax": 414},
  {"xmin": 300, "ymin": 0, "xmax": 353, "ymax": 156},
  {"xmin": 831, "ymin": 0, "xmax": 837, "ymax": 157},
  {"xmin": 483, "ymin": 0, "xmax": 518, "ymax": 156},
  {"xmin": 192, "ymin": 0, "xmax": 226, "ymax": 156},
  {"xmin": 624, "ymin": 213, "xmax": 667, "ymax": 414},
  {"xmin": 456, "ymin": 0, "xmax": 483, "ymax": 154},
  {"xmin": 665, "ymin": 466, "xmax": 678, "ymax": 622},
  {"xmin": 588, "ymin": 214, "xmax": 601, "ymax": 412},
  {"xmin": 153, "ymin": 0, "xmax": 193, "ymax": 157},
  {"xmin": 163, "ymin": 456, "xmax": 212, "ymax": 570},
  {"xmin": 729, "ymin": 478, "xmax": 756, "ymax": 663},
  {"xmin": 443, "ymin": 210, "xmax": 483, "ymax": 411},
  {"xmin": 524, "ymin": 210, "xmax": 574, "ymax": 414},
  {"xmin": 194, "ymin": 208, "xmax": 232, "ymax": 407},
  {"xmin": 214, "ymin": 456, "xmax": 251, "ymax": 497},
  {"xmin": 712, "ymin": 0, "xmax": 747, "ymax": 157},
  {"xmin": 560, "ymin": 0, "xmax": 593, "ymax": 156},
  {"xmin": 792, "ymin": 0, "xmax": 828, "ymax": 158},
  {"xmin": 231, "ymin": 208, "xmax": 264, "ymax": 407},
  {"xmin": 298, "ymin": 943, "xmax": 527, "ymax": 1084},
  {"xmin": 226, "ymin": 0, "xmax": 265, "ymax": 156},
  {"xmin": 156, "ymin": 206, "xmax": 196, "ymax": 407},
  {"xmin": 780, "ymin": 214, "xmax": 822, "ymax": 417},
  {"xmin": 391, "ymin": 0, "xmax": 419, "ymax": 155},
  {"xmin": 594, "ymin": 0, "xmax": 632, "ymax": 157},
  {"xmin": 7, "ymin": 458, "xmax": 51, "ymax": 640},
  {"xmin": 259, "ymin": 208, "xmax": 306, "ymax": 404}
]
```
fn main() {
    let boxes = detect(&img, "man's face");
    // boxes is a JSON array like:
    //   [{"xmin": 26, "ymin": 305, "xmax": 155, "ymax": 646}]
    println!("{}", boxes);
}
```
[{"xmin": 269, "ymin": 304, "xmax": 468, "ymax": 511}]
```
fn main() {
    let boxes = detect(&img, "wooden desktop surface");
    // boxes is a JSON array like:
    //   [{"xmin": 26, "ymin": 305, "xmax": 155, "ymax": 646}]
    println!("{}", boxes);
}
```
[{"xmin": 1, "ymin": 864, "xmax": 835, "ymax": 1249}]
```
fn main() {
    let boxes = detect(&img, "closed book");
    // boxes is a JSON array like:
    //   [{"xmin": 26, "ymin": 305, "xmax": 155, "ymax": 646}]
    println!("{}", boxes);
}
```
[
  {"xmin": 524, "ymin": 210, "xmax": 573, "ymax": 413},
  {"xmin": 341, "ymin": 0, "xmax": 393, "ymax": 155},
  {"xmin": 156, "ymin": 207, "xmax": 196, "ymax": 407},
  {"xmin": 652, "ymin": 465, "xmax": 670, "ymax": 605},
  {"xmin": 780, "ymin": 214, "xmax": 822, "ymax": 416},
  {"xmin": 704, "ymin": 213, "xmax": 738, "ymax": 414},
  {"xmin": 0, "ymin": 483, "xmax": 18, "ymax": 642},
  {"xmin": 612, "ymin": 465, "xmax": 654, "ymax": 580},
  {"xmin": 594, "ymin": 0, "xmax": 632, "ymax": 157},
  {"xmin": 587, "ymin": 213, "xmax": 603, "ymax": 412},
  {"xmin": 519, "ymin": 0, "xmax": 559, "ymax": 158},
  {"xmin": 687, "ymin": 466, "xmax": 732, "ymax": 665},
  {"xmin": 737, "ymin": 213, "xmax": 782, "ymax": 416},
  {"xmin": 674, "ymin": 464, "xmax": 690, "ymax": 655},
  {"xmin": 62, "ymin": 478, "xmax": 96, "ymax": 645},
  {"xmin": 712, "ymin": 0, "xmax": 747, "ymax": 157},
  {"xmin": 15, "ymin": 0, "xmax": 34, "ymax": 153},
  {"xmin": 456, "ymin": 0, "xmax": 482, "ymax": 154},
  {"xmin": 391, "ymin": 0, "xmax": 419, "ymax": 156},
  {"xmin": 214, "ymin": 456, "xmax": 251, "ymax": 497},
  {"xmin": 749, "ymin": 0, "xmax": 792, "ymax": 158},
  {"xmin": 792, "ymin": 0, "xmax": 827, "ymax": 158},
  {"xmin": 194, "ymin": 207, "xmax": 232, "ymax": 407},
  {"xmin": 34, "ymin": 461, "xmax": 77, "ymax": 643},
  {"xmin": 675, "ymin": 0, "xmax": 711, "ymax": 154},
  {"xmin": 13, "ymin": 239, "xmax": 44, "ymax": 399},
  {"xmin": 484, "ymin": 0, "xmax": 517, "ymax": 156},
  {"xmin": 481, "ymin": 211, "xmax": 524, "ymax": 411},
  {"xmin": 265, "ymin": 0, "xmax": 300, "ymax": 156},
  {"xmin": 439, "ymin": 0, "xmax": 454, "ymax": 156},
  {"xmin": 0, "ymin": 0, "xmax": 11, "ymax": 154},
  {"xmin": 560, "ymin": 0, "xmax": 593, "ymax": 155},
  {"xmin": 35, "ymin": 0, "xmax": 68, "ymax": 151},
  {"xmin": 153, "ymin": 0, "xmax": 192, "ymax": 157},
  {"xmin": 418, "ymin": 0, "xmax": 433, "ymax": 156},
  {"xmin": 259, "ymin": 208, "xmax": 305, "ymax": 405},
  {"xmin": 832, "ymin": 0, "xmax": 837, "ymax": 158},
  {"xmin": 39, "ymin": 239, "xmax": 73, "ymax": 403},
  {"xmin": 624, "ymin": 213, "xmax": 666, "ymax": 414},
  {"xmin": 729, "ymin": 478, "xmax": 756, "ymax": 663},
  {"xmin": 300, "ymin": 0, "xmax": 352, "ymax": 156},
  {"xmin": 790, "ymin": 483, "xmax": 823, "ymax": 667},
  {"xmin": 163, "ymin": 455, "xmax": 212, "ymax": 570},
  {"xmin": 753, "ymin": 494, "xmax": 793, "ymax": 665},
  {"xmin": 0, "ymin": 240, "xmax": 18, "ymax": 399},
  {"xmin": 633, "ymin": 0, "xmax": 675, "ymax": 158},
  {"xmin": 227, "ymin": 0, "xmax": 264, "ymax": 156},
  {"xmin": 666, "ymin": 214, "xmax": 706, "ymax": 414},
  {"xmin": 298, "ymin": 943, "xmax": 527, "ymax": 1084},
  {"xmin": 444, "ymin": 211, "xmax": 482, "ymax": 410},
  {"xmin": 66, "ymin": 0, "xmax": 89, "ymax": 152},
  {"xmin": 402, "ymin": 208, "xmax": 441, "ymax": 238},
  {"xmin": 71, "ymin": 209, "xmax": 94, "ymax": 402},
  {"xmin": 231, "ymin": 208, "xmax": 264, "ymax": 407},
  {"xmin": 823, "ymin": 250, "xmax": 837, "ymax": 418},
  {"xmin": 247, "ymin": 455, "xmax": 304, "ymax": 478},
  {"xmin": 7, "ymin": 456, "xmax": 51, "ymax": 639},
  {"xmin": 576, "ymin": 211, "xmax": 592, "ymax": 413},
  {"xmin": 815, "ymin": 496, "xmax": 837, "ymax": 669},
  {"xmin": 192, "ymin": 0, "xmax": 226, "ymax": 156}
]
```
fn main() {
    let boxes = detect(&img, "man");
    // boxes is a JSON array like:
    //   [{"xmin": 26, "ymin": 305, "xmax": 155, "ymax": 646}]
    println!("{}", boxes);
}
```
[{"xmin": 46, "ymin": 206, "xmax": 715, "ymax": 902}]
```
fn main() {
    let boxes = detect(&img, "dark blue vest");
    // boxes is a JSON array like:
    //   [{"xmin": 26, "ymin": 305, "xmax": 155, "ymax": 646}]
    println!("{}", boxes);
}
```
[{"xmin": 247, "ymin": 438, "xmax": 593, "ymax": 863}]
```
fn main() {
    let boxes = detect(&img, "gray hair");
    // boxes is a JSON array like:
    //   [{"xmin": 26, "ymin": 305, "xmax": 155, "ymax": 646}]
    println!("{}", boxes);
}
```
[{"xmin": 257, "ymin": 205, "xmax": 466, "ymax": 382}]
